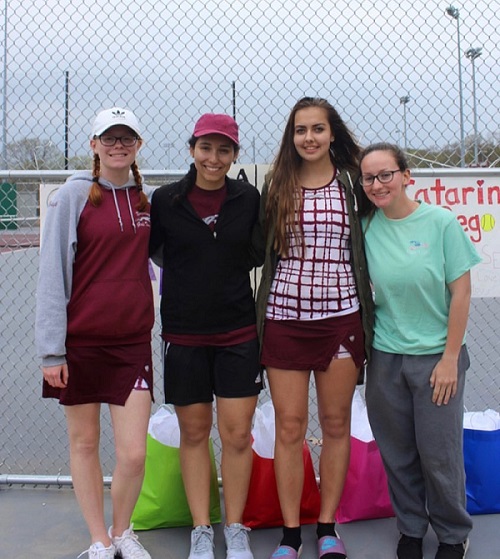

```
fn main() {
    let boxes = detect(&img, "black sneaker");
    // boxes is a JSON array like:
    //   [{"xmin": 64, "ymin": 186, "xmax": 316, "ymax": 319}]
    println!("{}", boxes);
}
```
[
  {"xmin": 397, "ymin": 534, "xmax": 423, "ymax": 559},
  {"xmin": 435, "ymin": 539, "xmax": 469, "ymax": 559}
]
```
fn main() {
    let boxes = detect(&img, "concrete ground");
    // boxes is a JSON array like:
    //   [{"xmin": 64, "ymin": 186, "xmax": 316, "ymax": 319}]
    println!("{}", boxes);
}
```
[{"xmin": 1, "ymin": 485, "xmax": 498, "ymax": 559}]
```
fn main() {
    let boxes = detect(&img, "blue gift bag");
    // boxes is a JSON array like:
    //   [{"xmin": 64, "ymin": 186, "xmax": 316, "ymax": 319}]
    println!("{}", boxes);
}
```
[{"xmin": 463, "ymin": 426, "xmax": 500, "ymax": 514}]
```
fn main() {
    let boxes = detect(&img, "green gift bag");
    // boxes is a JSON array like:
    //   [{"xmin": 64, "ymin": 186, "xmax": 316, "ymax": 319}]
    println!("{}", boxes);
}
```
[{"xmin": 131, "ymin": 408, "xmax": 221, "ymax": 530}]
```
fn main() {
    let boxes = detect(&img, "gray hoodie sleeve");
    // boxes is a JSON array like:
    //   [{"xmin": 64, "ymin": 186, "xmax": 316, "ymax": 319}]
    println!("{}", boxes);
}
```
[
  {"xmin": 35, "ymin": 174, "xmax": 92, "ymax": 367},
  {"xmin": 142, "ymin": 182, "xmax": 157, "ymax": 202}
]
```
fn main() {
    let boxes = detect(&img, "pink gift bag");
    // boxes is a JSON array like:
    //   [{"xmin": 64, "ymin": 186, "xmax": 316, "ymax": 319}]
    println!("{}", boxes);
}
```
[{"xmin": 335, "ymin": 388, "xmax": 394, "ymax": 523}]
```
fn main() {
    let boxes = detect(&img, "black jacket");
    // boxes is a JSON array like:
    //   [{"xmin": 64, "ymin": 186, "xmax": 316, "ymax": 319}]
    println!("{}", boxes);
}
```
[{"xmin": 150, "ymin": 169, "xmax": 264, "ymax": 335}]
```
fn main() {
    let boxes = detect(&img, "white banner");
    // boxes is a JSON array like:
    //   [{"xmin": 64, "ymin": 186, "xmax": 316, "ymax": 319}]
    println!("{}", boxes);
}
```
[{"xmin": 408, "ymin": 171, "xmax": 500, "ymax": 298}]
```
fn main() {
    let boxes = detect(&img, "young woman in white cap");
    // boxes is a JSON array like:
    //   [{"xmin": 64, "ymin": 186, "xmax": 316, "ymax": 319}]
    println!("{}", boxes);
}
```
[
  {"xmin": 150, "ymin": 113, "xmax": 264, "ymax": 559},
  {"xmin": 35, "ymin": 107, "xmax": 154, "ymax": 559}
]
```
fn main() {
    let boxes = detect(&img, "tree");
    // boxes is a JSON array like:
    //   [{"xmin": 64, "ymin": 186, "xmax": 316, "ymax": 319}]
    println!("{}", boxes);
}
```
[
  {"xmin": 68, "ymin": 154, "xmax": 93, "ymax": 169},
  {"xmin": 405, "ymin": 133, "xmax": 500, "ymax": 168},
  {"xmin": 5, "ymin": 138, "xmax": 138, "ymax": 171},
  {"xmin": 6, "ymin": 138, "xmax": 64, "ymax": 170}
]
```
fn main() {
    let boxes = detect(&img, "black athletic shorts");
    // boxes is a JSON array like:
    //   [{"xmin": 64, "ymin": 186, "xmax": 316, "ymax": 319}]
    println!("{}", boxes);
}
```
[{"xmin": 163, "ymin": 338, "xmax": 263, "ymax": 406}]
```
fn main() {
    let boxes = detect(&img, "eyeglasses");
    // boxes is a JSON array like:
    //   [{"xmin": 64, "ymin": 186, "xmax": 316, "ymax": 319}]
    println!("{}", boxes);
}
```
[
  {"xmin": 98, "ymin": 134, "xmax": 138, "ymax": 147},
  {"xmin": 359, "ymin": 169, "xmax": 401, "ymax": 187}
]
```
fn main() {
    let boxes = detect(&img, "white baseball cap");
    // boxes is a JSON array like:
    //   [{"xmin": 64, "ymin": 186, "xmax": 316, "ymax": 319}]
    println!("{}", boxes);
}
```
[{"xmin": 91, "ymin": 107, "xmax": 141, "ymax": 138}]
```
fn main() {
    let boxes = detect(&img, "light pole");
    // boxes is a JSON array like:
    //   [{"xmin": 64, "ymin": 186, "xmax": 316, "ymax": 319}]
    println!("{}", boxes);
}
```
[
  {"xmin": 465, "ymin": 47, "xmax": 482, "ymax": 166},
  {"xmin": 1, "ymin": 0, "xmax": 7, "ymax": 169},
  {"xmin": 64, "ymin": 70, "xmax": 69, "ymax": 170},
  {"xmin": 164, "ymin": 142, "xmax": 172, "ymax": 169},
  {"xmin": 399, "ymin": 95, "xmax": 410, "ymax": 150},
  {"xmin": 445, "ymin": 5, "xmax": 466, "ymax": 167},
  {"xmin": 232, "ymin": 80, "xmax": 236, "ymax": 120}
]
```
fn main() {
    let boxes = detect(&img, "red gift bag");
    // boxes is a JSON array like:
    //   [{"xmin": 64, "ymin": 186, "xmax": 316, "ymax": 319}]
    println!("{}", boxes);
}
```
[
  {"xmin": 335, "ymin": 388, "xmax": 394, "ymax": 523},
  {"xmin": 243, "ymin": 440, "xmax": 320, "ymax": 528},
  {"xmin": 242, "ymin": 401, "xmax": 320, "ymax": 528}
]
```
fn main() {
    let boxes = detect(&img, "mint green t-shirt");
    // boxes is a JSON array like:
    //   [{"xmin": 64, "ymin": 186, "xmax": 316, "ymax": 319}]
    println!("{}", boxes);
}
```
[{"xmin": 362, "ymin": 202, "xmax": 481, "ymax": 355}]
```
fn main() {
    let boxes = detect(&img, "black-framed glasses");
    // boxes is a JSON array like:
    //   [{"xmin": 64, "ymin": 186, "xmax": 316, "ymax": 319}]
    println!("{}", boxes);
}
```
[
  {"xmin": 98, "ymin": 134, "xmax": 138, "ymax": 147},
  {"xmin": 359, "ymin": 169, "xmax": 401, "ymax": 187}
]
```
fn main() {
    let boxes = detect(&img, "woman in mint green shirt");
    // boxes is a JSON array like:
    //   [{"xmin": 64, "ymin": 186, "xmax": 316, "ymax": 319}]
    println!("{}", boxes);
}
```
[{"xmin": 359, "ymin": 143, "xmax": 480, "ymax": 559}]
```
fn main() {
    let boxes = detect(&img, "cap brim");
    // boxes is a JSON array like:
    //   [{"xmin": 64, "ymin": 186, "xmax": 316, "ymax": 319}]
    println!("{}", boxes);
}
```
[
  {"xmin": 93, "ymin": 124, "xmax": 141, "ymax": 138},
  {"xmin": 193, "ymin": 129, "xmax": 238, "ymax": 144}
]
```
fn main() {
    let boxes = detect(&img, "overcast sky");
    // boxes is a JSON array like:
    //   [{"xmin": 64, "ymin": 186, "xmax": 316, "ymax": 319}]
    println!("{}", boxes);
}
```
[{"xmin": 3, "ymin": 0, "xmax": 499, "ymax": 168}]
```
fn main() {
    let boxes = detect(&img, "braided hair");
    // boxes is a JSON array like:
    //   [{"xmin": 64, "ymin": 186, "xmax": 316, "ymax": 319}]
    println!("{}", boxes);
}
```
[
  {"xmin": 130, "ymin": 160, "xmax": 148, "ymax": 211},
  {"xmin": 88, "ymin": 153, "xmax": 148, "ymax": 211}
]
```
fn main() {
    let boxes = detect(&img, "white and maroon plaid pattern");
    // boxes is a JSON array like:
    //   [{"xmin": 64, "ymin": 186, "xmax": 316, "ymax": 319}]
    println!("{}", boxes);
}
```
[{"xmin": 267, "ymin": 179, "xmax": 359, "ymax": 321}]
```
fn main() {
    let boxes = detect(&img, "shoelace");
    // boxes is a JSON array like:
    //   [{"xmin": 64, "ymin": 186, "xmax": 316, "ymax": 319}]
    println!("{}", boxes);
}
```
[
  {"xmin": 115, "ymin": 531, "xmax": 148, "ymax": 558},
  {"xmin": 193, "ymin": 528, "xmax": 214, "ymax": 553},
  {"xmin": 77, "ymin": 544, "xmax": 114, "ymax": 559},
  {"xmin": 226, "ymin": 527, "xmax": 250, "ymax": 551}
]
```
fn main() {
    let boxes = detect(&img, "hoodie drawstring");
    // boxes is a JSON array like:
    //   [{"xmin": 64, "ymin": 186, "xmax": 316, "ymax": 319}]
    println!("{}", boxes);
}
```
[
  {"xmin": 110, "ymin": 187, "xmax": 137, "ymax": 233},
  {"xmin": 125, "ymin": 188, "xmax": 137, "ymax": 234},
  {"xmin": 111, "ymin": 187, "xmax": 124, "ymax": 232}
]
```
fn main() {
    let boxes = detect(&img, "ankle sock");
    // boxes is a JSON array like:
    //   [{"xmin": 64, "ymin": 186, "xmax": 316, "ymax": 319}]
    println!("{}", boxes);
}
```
[
  {"xmin": 317, "ymin": 521, "xmax": 337, "ymax": 539},
  {"xmin": 280, "ymin": 526, "xmax": 301, "ymax": 551}
]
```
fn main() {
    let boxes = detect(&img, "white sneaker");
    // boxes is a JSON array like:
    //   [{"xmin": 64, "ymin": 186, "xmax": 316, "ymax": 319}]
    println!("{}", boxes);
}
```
[
  {"xmin": 224, "ymin": 523, "xmax": 253, "ymax": 559},
  {"xmin": 109, "ymin": 524, "xmax": 152, "ymax": 559},
  {"xmin": 77, "ymin": 541, "xmax": 116, "ymax": 559},
  {"xmin": 188, "ymin": 525, "xmax": 215, "ymax": 559}
]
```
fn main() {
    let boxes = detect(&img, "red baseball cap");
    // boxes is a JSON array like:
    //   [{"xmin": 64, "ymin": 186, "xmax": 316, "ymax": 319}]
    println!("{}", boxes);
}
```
[{"xmin": 193, "ymin": 113, "xmax": 239, "ymax": 145}]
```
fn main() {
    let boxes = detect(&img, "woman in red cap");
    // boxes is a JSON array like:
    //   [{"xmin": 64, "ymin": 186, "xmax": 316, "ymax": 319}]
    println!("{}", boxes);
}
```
[{"xmin": 150, "ymin": 113, "xmax": 264, "ymax": 559}]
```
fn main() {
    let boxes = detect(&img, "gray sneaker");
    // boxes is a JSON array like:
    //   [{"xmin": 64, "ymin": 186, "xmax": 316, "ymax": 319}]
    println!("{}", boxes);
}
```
[
  {"xmin": 109, "ymin": 524, "xmax": 152, "ymax": 559},
  {"xmin": 188, "ymin": 525, "xmax": 215, "ymax": 559},
  {"xmin": 224, "ymin": 523, "xmax": 254, "ymax": 559},
  {"xmin": 77, "ymin": 542, "xmax": 116, "ymax": 559}
]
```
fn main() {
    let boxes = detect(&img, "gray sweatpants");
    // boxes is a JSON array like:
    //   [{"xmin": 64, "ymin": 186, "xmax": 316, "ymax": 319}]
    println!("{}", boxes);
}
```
[{"xmin": 366, "ymin": 346, "xmax": 473, "ymax": 544}]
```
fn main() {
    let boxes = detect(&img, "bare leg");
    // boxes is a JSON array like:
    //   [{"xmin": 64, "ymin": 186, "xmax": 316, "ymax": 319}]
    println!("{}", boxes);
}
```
[
  {"xmin": 65, "ymin": 403, "xmax": 111, "ymax": 546},
  {"xmin": 216, "ymin": 395, "xmax": 258, "ymax": 524},
  {"xmin": 267, "ymin": 368, "xmax": 310, "ymax": 527},
  {"xmin": 314, "ymin": 357, "xmax": 358, "ymax": 522},
  {"xmin": 109, "ymin": 389, "xmax": 151, "ymax": 536},
  {"xmin": 175, "ymin": 403, "xmax": 213, "ymax": 526}
]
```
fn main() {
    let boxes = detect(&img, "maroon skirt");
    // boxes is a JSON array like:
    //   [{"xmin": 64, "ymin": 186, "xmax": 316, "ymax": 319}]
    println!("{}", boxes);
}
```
[
  {"xmin": 261, "ymin": 311, "xmax": 365, "ymax": 371},
  {"xmin": 42, "ymin": 342, "xmax": 154, "ymax": 406}
]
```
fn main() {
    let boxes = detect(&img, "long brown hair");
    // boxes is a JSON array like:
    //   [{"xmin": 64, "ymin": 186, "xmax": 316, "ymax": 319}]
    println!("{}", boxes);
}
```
[
  {"xmin": 88, "ymin": 154, "xmax": 148, "ymax": 211},
  {"xmin": 266, "ymin": 97, "xmax": 360, "ymax": 257}
]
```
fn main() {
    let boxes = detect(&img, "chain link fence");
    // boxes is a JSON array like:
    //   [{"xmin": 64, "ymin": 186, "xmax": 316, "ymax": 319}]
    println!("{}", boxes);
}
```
[
  {"xmin": 1, "ymin": 0, "xmax": 500, "ymax": 170},
  {"xmin": 1, "ymin": 0, "xmax": 500, "ymax": 479}
]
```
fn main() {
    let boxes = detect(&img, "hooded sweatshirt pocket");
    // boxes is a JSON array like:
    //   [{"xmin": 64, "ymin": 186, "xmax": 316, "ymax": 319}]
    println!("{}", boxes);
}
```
[{"xmin": 67, "ymin": 279, "xmax": 154, "ymax": 341}]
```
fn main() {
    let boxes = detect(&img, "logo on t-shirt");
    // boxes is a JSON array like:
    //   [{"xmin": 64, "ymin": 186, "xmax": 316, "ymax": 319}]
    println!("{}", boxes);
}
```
[{"xmin": 409, "ymin": 240, "xmax": 429, "ymax": 251}]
